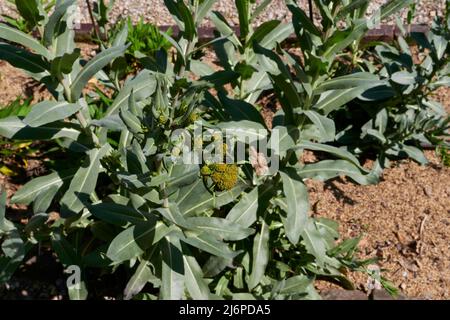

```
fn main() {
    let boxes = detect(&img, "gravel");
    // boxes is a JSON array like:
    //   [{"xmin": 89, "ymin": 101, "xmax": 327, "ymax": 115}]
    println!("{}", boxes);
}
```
[
  {"xmin": 310, "ymin": 150, "xmax": 450, "ymax": 300},
  {"xmin": 0, "ymin": 0, "xmax": 446, "ymax": 27}
]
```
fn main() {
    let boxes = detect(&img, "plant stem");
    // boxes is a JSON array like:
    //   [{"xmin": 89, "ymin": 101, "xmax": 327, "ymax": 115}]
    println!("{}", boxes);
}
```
[
  {"xmin": 63, "ymin": 73, "xmax": 100, "ymax": 147},
  {"xmin": 76, "ymin": 111, "xmax": 100, "ymax": 146},
  {"xmin": 308, "ymin": 0, "xmax": 314, "ymax": 21},
  {"xmin": 170, "ymin": 39, "xmax": 195, "ymax": 123},
  {"xmin": 85, "ymin": 0, "xmax": 102, "ymax": 42}
]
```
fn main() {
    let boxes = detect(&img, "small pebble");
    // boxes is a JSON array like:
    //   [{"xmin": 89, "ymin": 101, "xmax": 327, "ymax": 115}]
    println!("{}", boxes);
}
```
[{"xmin": 423, "ymin": 186, "xmax": 433, "ymax": 197}]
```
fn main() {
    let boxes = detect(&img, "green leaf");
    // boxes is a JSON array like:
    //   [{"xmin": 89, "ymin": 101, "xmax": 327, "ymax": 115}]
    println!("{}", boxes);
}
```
[
  {"xmin": 0, "ymin": 97, "xmax": 32, "ymax": 118},
  {"xmin": 156, "ymin": 204, "xmax": 192, "ymax": 229},
  {"xmin": 182, "ymin": 244, "xmax": 211, "ymax": 300},
  {"xmin": 112, "ymin": 23, "xmax": 129, "ymax": 47},
  {"xmin": 201, "ymin": 70, "xmax": 240, "ymax": 86},
  {"xmin": 90, "ymin": 114, "xmax": 126, "ymax": 131},
  {"xmin": 336, "ymin": 0, "xmax": 370, "ymax": 19},
  {"xmin": 326, "ymin": 29, "xmax": 366, "ymax": 59},
  {"xmin": 210, "ymin": 11, "xmax": 241, "ymax": 48},
  {"xmin": 15, "ymin": 0, "xmax": 44, "ymax": 29},
  {"xmin": 0, "ymin": 24, "xmax": 50, "ymax": 58},
  {"xmin": 216, "ymin": 121, "xmax": 268, "ymax": 143},
  {"xmin": 219, "ymin": 93, "xmax": 266, "ymax": 125},
  {"xmin": 176, "ymin": 0, "xmax": 196, "ymax": 41},
  {"xmin": 301, "ymin": 110, "xmax": 336, "ymax": 142},
  {"xmin": 0, "ymin": 189, "xmax": 14, "ymax": 233},
  {"xmin": 0, "ymin": 43, "xmax": 50, "ymax": 76},
  {"xmin": 160, "ymin": 31, "xmax": 185, "ymax": 63},
  {"xmin": 33, "ymin": 184, "xmax": 59, "ymax": 213},
  {"xmin": 107, "ymin": 221, "xmax": 168, "ymax": 263},
  {"xmin": 105, "ymin": 70, "xmax": 157, "ymax": 116},
  {"xmin": 11, "ymin": 168, "xmax": 76, "ymax": 205},
  {"xmin": 315, "ymin": 73, "xmax": 382, "ymax": 93},
  {"xmin": 432, "ymin": 76, "xmax": 450, "ymax": 88},
  {"xmin": 258, "ymin": 22, "xmax": 294, "ymax": 50},
  {"xmin": 432, "ymin": 34, "xmax": 447, "ymax": 60},
  {"xmin": 164, "ymin": 0, "xmax": 196, "ymax": 41},
  {"xmin": 244, "ymin": 71, "xmax": 271, "ymax": 104},
  {"xmin": 0, "ymin": 254, "xmax": 22, "ymax": 283},
  {"xmin": 190, "ymin": 60, "xmax": 215, "ymax": 76},
  {"xmin": 251, "ymin": 0, "xmax": 272, "ymax": 21},
  {"xmin": 233, "ymin": 60, "xmax": 256, "ymax": 81},
  {"xmin": 51, "ymin": 231, "xmax": 80, "ymax": 266},
  {"xmin": 0, "ymin": 116, "xmax": 82, "ymax": 140},
  {"xmin": 379, "ymin": 0, "xmax": 414, "ymax": 21},
  {"xmin": 203, "ymin": 256, "xmax": 233, "ymax": 278},
  {"xmin": 301, "ymin": 219, "xmax": 328, "ymax": 267},
  {"xmin": 296, "ymin": 141, "xmax": 366, "ymax": 171},
  {"xmin": 226, "ymin": 187, "xmax": 258, "ymax": 228},
  {"xmin": 51, "ymin": 49, "xmax": 81, "ymax": 77},
  {"xmin": 1, "ymin": 230, "xmax": 24, "ymax": 258},
  {"xmin": 70, "ymin": 45, "xmax": 128, "ymax": 101},
  {"xmin": 328, "ymin": 236, "xmax": 361, "ymax": 257},
  {"xmin": 0, "ymin": 232, "xmax": 27, "ymax": 283},
  {"xmin": 43, "ymin": 0, "xmax": 77, "ymax": 46},
  {"xmin": 88, "ymin": 202, "xmax": 148, "ymax": 227},
  {"xmin": 124, "ymin": 259, "xmax": 155, "ymax": 300},
  {"xmin": 400, "ymin": 145, "xmax": 428, "ymax": 164},
  {"xmin": 270, "ymin": 125, "xmax": 298, "ymax": 155},
  {"xmin": 315, "ymin": 217, "xmax": 339, "ymax": 244},
  {"xmin": 287, "ymin": 3, "xmax": 320, "ymax": 36},
  {"xmin": 196, "ymin": 0, "xmax": 216, "ymax": 24},
  {"xmin": 23, "ymin": 101, "xmax": 82, "ymax": 127},
  {"xmin": 275, "ymin": 275, "xmax": 314, "ymax": 295},
  {"xmin": 254, "ymin": 43, "xmax": 299, "ymax": 124},
  {"xmin": 298, "ymin": 160, "xmax": 378, "ymax": 185},
  {"xmin": 235, "ymin": 0, "xmax": 250, "ymax": 40},
  {"xmin": 177, "ymin": 179, "xmax": 245, "ymax": 216},
  {"xmin": 182, "ymin": 232, "xmax": 237, "ymax": 259},
  {"xmin": 52, "ymin": 15, "xmax": 76, "ymax": 57},
  {"xmin": 160, "ymin": 235, "xmax": 185, "ymax": 300},
  {"xmin": 314, "ymin": 87, "xmax": 369, "ymax": 114},
  {"xmin": 248, "ymin": 218, "xmax": 270, "ymax": 290},
  {"xmin": 280, "ymin": 169, "xmax": 309, "ymax": 245},
  {"xmin": 391, "ymin": 70, "xmax": 417, "ymax": 85},
  {"xmin": 167, "ymin": 164, "xmax": 199, "ymax": 194},
  {"xmin": 186, "ymin": 217, "xmax": 254, "ymax": 241},
  {"xmin": 60, "ymin": 144, "xmax": 111, "ymax": 217},
  {"xmin": 120, "ymin": 106, "xmax": 143, "ymax": 136}
]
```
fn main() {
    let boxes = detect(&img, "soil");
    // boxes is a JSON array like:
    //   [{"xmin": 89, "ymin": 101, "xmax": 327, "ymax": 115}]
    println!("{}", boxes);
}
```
[
  {"xmin": 311, "ymin": 150, "xmax": 450, "ymax": 300},
  {"xmin": 0, "ymin": 43, "xmax": 449, "ymax": 300},
  {"xmin": 0, "ymin": 43, "xmax": 96, "ymax": 106}
]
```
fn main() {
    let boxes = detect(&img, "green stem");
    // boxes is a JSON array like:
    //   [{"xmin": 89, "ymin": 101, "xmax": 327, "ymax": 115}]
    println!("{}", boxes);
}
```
[
  {"xmin": 308, "ymin": 0, "xmax": 314, "ymax": 21},
  {"xmin": 85, "ymin": 0, "xmax": 102, "ymax": 42},
  {"xmin": 75, "ymin": 111, "xmax": 100, "ymax": 146},
  {"xmin": 64, "ymin": 84, "xmax": 99, "ymax": 146},
  {"xmin": 156, "ymin": 154, "xmax": 169, "ymax": 208}
]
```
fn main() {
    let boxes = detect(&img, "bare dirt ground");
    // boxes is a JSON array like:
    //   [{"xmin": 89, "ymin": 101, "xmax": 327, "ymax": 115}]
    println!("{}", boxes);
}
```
[
  {"xmin": 311, "ymin": 150, "xmax": 450, "ymax": 299},
  {"xmin": 0, "ymin": 43, "xmax": 449, "ymax": 299},
  {"xmin": 0, "ymin": 43, "xmax": 95, "ymax": 106}
]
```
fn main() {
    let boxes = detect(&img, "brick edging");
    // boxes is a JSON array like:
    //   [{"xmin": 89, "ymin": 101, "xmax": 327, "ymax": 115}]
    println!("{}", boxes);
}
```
[{"xmin": 73, "ymin": 23, "xmax": 430, "ymax": 43}]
